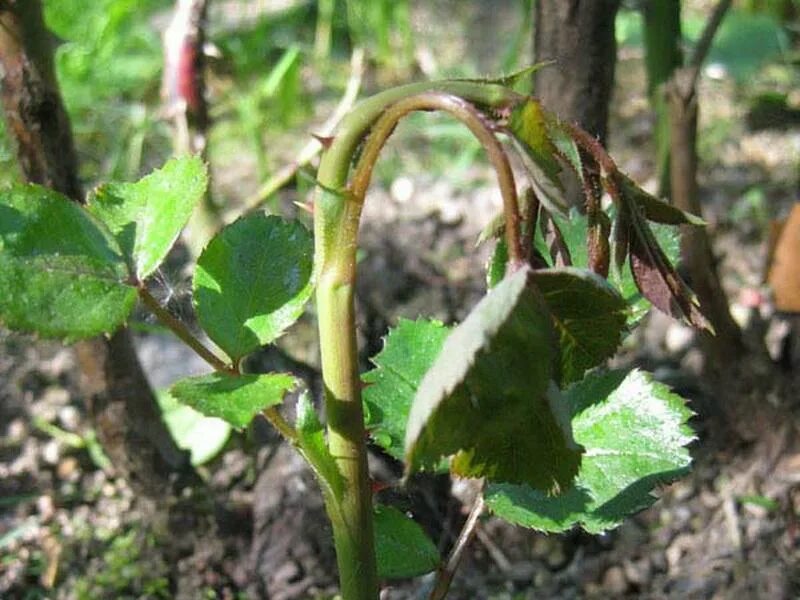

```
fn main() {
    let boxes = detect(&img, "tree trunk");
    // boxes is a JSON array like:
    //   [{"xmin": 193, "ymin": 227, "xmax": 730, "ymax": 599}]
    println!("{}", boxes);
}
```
[
  {"xmin": 666, "ymin": 72, "xmax": 744, "ymax": 363},
  {"xmin": 0, "ymin": 0, "xmax": 193, "ymax": 498},
  {"xmin": 533, "ymin": 0, "xmax": 620, "ymax": 208},
  {"xmin": 533, "ymin": 0, "xmax": 620, "ymax": 143}
]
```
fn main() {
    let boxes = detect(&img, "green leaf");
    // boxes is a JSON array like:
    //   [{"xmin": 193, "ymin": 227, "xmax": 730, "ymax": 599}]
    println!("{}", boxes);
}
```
[
  {"xmin": 509, "ymin": 99, "xmax": 562, "ymax": 186},
  {"xmin": 373, "ymin": 505, "xmax": 440, "ymax": 579},
  {"xmin": 0, "ymin": 184, "xmax": 136, "ymax": 341},
  {"xmin": 545, "ymin": 117, "xmax": 583, "ymax": 182},
  {"xmin": 532, "ymin": 268, "xmax": 627, "ymax": 385},
  {"xmin": 485, "ymin": 369, "xmax": 694, "ymax": 533},
  {"xmin": 531, "ymin": 208, "xmax": 680, "ymax": 327},
  {"xmin": 157, "ymin": 389, "xmax": 231, "ymax": 466},
  {"xmin": 405, "ymin": 266, "xmax": 582, "ymax": 493},
  {"xmin": 486, "ymin": 237, "xmax": 509, "ymax": 289},
  {"xmin": 363, "ymin": 318, "xmax": 451, "ymax": 461},
  {"xmin": 296, "ymin": 391, "xmax": 344, "ymax": 500},
  {"xmin": 169, "ymin": 372, "xmax": 295, "ymax": 429},
  {"xmin": 194, "ymin": 214, "xmax": 314, "ymax": 361},
  {"xmin": 87, "ymin": 156, "xmax": 208, "ymax": 280}
]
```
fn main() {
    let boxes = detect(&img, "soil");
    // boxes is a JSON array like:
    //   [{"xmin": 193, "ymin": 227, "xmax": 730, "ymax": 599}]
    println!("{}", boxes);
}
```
[{"xmin": 2, "ymin": 1, "xmax": 800, "ymax": 599}]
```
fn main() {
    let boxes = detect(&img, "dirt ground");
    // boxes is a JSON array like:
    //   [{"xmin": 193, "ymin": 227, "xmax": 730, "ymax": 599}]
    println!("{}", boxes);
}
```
[{"xmin": 2, "ymin": 1, "xmax": 800, "ymax": 598}]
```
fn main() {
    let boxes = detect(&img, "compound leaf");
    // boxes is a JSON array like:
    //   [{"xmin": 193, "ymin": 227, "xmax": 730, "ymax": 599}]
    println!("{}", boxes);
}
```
[
  {"xmin": 532, "ymin": 268, "xmax": 627, "ymax": 385},
  {"xmin": 170, "ymin": 372, "xmax": 295, "ymax": 429},
  {"xmin": 405, "ymin": 266, "xmax": 582, "ymax": 494},
  {"xmin": 194, "ymin": 214, "xmax": 314, "ymax": 361},
  {"xmin": 362, "ymin": 318, "xmax": 450, "ymax": 461},
  {"xmin": 88, "ymin": 155, "xmax": 207, "ymax": 280},
  {"xmin": 0, "ymin": 184, "xmax": 136, "ymax": 341},
  {"xmin": 485, "ymin": 369, "xmax": 694, "ymax": 533},
  {"xmin": 374, "ymin": 504, "xmax": 440, "ymax": 579}
]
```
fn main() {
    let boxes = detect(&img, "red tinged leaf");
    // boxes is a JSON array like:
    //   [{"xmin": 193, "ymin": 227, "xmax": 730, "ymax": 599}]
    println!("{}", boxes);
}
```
[{"xmin": 629, "ymin": 228, "xmax": 712, "ymax": 331}]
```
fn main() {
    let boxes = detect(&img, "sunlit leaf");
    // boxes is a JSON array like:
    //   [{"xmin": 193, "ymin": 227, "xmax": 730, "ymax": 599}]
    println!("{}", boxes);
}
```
[
  {"xmin": 485, "ymin": 369, "xmax": 694, "ymax": 533},
  {"xmin": 157, "ymin": 390, "xmax": 231, "ymax": 466},
  {"xmin": 194, "ymin": 214, "xmax": 314, "ymax": 361},
  {"xmin": 170, "ymin": 372, "xmax": 295, "ymax": 429},
  {"xmin": 362, "ymin": 318, "xmax": 451, "ymax": 461},
  {"xmin": 0, "ymin": 184, "xmax": 136, "ymax": 341},
  {"xmin": 405, "ymin": 267, "xmax": 581, "ymax": 493},
  {"xmin": 88, "ymin": 155, "xmax": 208, "ymax": 280},
  {"xmin": 509, "ymin": 99, "xmax": 565, "ymax": 207},
  {"xmin": 374, "ymin": 505, "xmax": 440, "ymax": 579}
]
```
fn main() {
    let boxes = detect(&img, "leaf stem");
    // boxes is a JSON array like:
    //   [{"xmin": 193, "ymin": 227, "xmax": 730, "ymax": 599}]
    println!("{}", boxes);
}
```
[
  {"xmin": 314, "ymin": 80, "xmax": 526, "ymax": 600},
  {"xmin": 349, "ymin": 91, "xmax": 524, "ymax": 269},
  {"xmin": 428, "ymin": 490, "xmax": 486, "ymax": 600},
  {"xmin": 137, "ymin": 284, "xmax": 234, "ymax": 374},
  {"xmin": 139, "ymin": 284, "xmax": 301, "ymax": 446},
  {"xmin": 262, "ymin": 406, "xmax": 298, "ymax": 444}
]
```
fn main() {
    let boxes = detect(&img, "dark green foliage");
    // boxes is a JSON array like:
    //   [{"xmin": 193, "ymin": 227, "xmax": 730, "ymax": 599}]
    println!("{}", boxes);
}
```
[
  {"xmin": 0, "ymin": 184, "xmax": 136, "ymax": 341},
  {"xmin": 193, "ymin": 214, "xmax": 314, "ymax": 362}
]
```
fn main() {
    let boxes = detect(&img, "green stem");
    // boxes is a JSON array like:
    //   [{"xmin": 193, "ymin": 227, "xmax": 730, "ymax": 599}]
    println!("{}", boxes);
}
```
[
  {"xmin": 137, "ymin": 285, "xmax": 234, "ymax": 374},
  {"xmin": 139, "ymin": 285, "xmax": 301, "ymax": 447},
  {"xmin": 314, "ymin": 80, "xmax": 525, "ymax": 599}
]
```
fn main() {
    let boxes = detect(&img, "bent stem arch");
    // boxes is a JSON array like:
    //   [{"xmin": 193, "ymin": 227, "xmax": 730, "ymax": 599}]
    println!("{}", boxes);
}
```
[{"xmin": 313, "ymin": 82, "xmax": 526, "ymax": 599}]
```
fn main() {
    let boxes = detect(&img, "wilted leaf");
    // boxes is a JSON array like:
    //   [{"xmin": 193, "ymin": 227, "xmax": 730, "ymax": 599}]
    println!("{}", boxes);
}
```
[
  {"xmin": 170, "ymin": 372, "xmax": 295, "ymax": 429},
  {"xmin": 194, "ymin": 214, "xmax": 314, "ymax": 361},
  {"xmin": 362, "ymin": 318, "xmax": 451, "ymax": 461},
  {"xmin": 615, "ymin": 173, "xmax": 704, "ymax": 226},
  {"xmin": 88, "ymin": 155, "xmax": 208, "ymax": 280},
  {"xmin": 0, "ymin": 184, "xmax": 136, "ymax": 341},
  {"xmin": 485, "ymin": 369, "xmax": 694, "ymax": 533},
  {"xmin": 374, "ymin": 505, "xmax": 440, "ymax": 579},
  {"xmin": 405, "ymin": 267, "xmax": 581, "ymax": 493},
  {"xmin": 628, "ymin": 221, "xmax": 711, "ymax": 331}
]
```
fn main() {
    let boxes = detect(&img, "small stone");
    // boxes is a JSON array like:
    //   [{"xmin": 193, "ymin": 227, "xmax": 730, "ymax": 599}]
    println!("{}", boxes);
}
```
[
  {"xmin": 665, "ymin": 322, "xmax": 694, "ymax": 353},
  {"xmin": 508, "ymin": 562, "xmax": 536, "ymax": 582},
  {"xmin": 56, "ymin": 457, "xmax": 79, "ymax": 481},
  {"xmin": 602, "ymin": 565, "xmax": 628, "ymax": 595},
  {"xmin": 390, "ymin": 176, "xmax": 414, "ymax": 204},
  {"xmin": 57, "ymin": 406, "xmax": 80, "ymax": 431},
  {"xmin": 41, "ymin": 440, "xmax": 61, "ymax": 465},
  {"xmin": 37, "ymin": 495, "xmax": 55, "ymax": 522},
  {"xmin": 7, "ymin": 418, "xmax": 26, "ymax": 442},
  {"xmin": 40, "ymin": 387, "xmax": 69, "ymax": 407},
  {"xmin": 545, "ymin": 542, "xmax": 568, "ymax": 570},
  {"xmin": 530, "ymin": 535, "xmax": 555, "ymax": 559},
  {"xmin": 623, "ymin": 557, "xmax": 652, "ymax": 587}
]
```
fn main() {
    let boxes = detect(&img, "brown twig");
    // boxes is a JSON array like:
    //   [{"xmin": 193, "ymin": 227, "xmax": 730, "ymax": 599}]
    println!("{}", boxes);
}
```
[
  {"xmin": 687, "ymin": 0, "xmax": 733, "ymax": 90},
  {"xmin": 428, "ymin": 490, "xmax": 486, "ymax": 600}
]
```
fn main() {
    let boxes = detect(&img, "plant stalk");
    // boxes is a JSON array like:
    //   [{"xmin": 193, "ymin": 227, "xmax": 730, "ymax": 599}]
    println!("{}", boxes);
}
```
[{"xmin": 313, "ymin": 80, "xmax": 526, "ymax": 599}]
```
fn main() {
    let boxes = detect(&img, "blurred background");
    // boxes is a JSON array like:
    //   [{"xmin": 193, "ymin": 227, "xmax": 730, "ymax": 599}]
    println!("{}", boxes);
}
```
[{"xmin": 1, "ymin": 0, "xmax": 799, "ymax": 598}]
